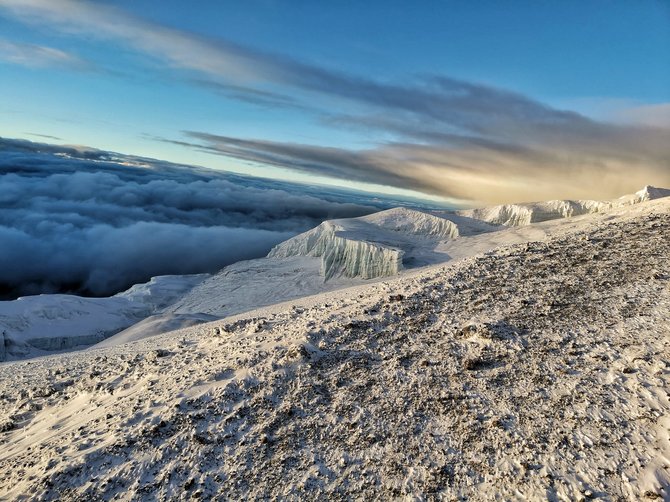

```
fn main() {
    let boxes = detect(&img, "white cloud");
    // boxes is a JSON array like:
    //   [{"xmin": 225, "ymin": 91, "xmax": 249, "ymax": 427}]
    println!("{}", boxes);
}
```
[{"xmin": 0, "ymin": 38, "xmax": 90, "ymax": 70}]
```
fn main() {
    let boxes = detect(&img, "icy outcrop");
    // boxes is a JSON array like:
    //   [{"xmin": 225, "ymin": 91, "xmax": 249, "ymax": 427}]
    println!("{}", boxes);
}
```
[
  {"xmin": 269, "ymin": 207, "xmax": 468, "ymax": 280},
  {"xmin": 632, "ymin": 185, "xmax": 670, "ymax": 203},
  {"xmin": 270, "ymin": 221, "xmax": 404, "ymax": 280}
]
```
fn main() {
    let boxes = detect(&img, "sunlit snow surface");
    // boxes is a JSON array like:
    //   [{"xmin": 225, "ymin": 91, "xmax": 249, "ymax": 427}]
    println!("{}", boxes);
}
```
[{"xmin": 0, "ymin": 195, "xmax": 668, "ymax": 500}]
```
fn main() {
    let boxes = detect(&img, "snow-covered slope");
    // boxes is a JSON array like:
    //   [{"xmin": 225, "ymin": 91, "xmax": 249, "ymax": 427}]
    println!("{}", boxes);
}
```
[
  {"xmin": 0, "ymin": 196, "xmax": 667, "ymax": 500},
  {"xmin": 2, "ymin": 187, "xmax": 668, "ymax": 362},
  {"xmin": 94, "ymin": 312, "xmax": 218, "ymax": 348},
  {"xmin": 115, "ymin": 275, "xmax": 209, "ymax": 312},
  {"xmin": 0, "ymin": 274, "xmax": 206, "ymax": 361},
  {"xmin": 456, "ymin": 184, "xmax": 670, "ymax": 227},
  {"xmin": 168, "ymin": 256, "xmax": 358, "ymax": 318}
]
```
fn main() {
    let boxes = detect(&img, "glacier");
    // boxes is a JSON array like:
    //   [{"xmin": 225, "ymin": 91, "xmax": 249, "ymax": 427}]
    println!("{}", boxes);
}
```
[
  {"xmin": 269, "ymin": 207, "xmax": 470, "ymax": 280},
  {"xmin": 269, "ymin": 221, "xmax": 404, "ymax": 280}
]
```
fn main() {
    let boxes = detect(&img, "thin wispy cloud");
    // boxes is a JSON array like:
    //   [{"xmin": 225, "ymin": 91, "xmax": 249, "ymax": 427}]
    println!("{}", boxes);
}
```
[
  {"xmin": 24, "ymin": 132, "xmax": 64, "ymax": 141},
  {"xmin": 0, "ymin": 38, "xmax": 91, "ymax": 70},
  {"xmin": 613, "ymin": 103, "xmax": 670, "ymax": 128},
  {"xmin": 0, "ymin": 0, "xmax": 286, "ymax": 82},
  {"xmin": 189, "ymin": 79, "xmax": 306, "ymax": 110}
]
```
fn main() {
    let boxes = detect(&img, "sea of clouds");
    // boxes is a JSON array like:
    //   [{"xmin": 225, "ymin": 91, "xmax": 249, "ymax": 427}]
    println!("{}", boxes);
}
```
[{"xmin": 0, "ymin": 138, "xmax": 420, "ymax": 298}]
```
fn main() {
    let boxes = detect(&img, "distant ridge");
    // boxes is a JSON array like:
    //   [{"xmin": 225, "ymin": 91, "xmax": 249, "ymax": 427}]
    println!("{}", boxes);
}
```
[{"xmin": 456, "ymin": 185, "xmax": 670, "ymax": 227}]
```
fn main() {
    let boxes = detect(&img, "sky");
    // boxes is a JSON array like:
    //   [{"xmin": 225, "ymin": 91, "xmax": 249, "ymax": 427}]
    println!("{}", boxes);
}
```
[{"xmin": 0, "ymin": 0, "xmax": 669, "ymax": 205}]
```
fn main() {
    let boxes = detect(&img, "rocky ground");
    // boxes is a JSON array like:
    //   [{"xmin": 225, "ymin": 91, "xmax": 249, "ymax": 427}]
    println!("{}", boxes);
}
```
[{"xmin": 0, "ymin": 199, "xmax": 668, "ymax": 501}]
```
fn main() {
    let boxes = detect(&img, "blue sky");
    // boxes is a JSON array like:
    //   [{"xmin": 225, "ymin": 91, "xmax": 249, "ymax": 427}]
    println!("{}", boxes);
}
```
[{"xmin": 0, "ymin": 0, "xmax": 668, "ymax": 204}]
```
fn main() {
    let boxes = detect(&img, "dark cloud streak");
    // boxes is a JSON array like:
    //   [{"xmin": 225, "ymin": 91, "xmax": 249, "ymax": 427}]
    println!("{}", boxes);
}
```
[{"xmin": 188, "ymin": 79, "xmax": 309, "ymax": 110}]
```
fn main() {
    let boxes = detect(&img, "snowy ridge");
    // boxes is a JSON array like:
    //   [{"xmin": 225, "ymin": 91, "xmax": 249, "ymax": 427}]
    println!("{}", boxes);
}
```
[
  {"xmin": 456, "ymin": 185, "xmax": 670, "ymax": 227},
  {"xmin": 1, "ymin": 187, "xmax": 668, "ymax": 362},
  {"xmin": 269, "ymin": 220, "xmax": 405, "ymax": 280},
  {"xmin": 457, "ymin": 199, "xmax": 611, "ymax": 226}
]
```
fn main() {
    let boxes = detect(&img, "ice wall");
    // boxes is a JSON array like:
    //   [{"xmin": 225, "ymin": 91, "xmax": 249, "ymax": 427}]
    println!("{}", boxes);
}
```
[
  {"xmin": 0, "ymin": 274, "xmax": 207, "ymax": 361},
  {"xmin": 269, "ymin": 221, "xmax": 404, "ymax": 280},
  {"xmin": 634, "ymin": 185, "xmax": 670, "ymax": 202}
]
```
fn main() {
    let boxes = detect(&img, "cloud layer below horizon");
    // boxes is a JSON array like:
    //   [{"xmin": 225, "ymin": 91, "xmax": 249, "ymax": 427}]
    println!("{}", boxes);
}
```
[{"xmin": 0, "ymin": 138, "xmax": 391, "ymax": 299}]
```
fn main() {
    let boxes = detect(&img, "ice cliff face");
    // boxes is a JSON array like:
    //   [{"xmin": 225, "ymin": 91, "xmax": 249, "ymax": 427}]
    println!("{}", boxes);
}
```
[
  {"xmin": 0, "ymin": 274, "xmax": 207, "ymax": 361},
  {"xmin": 269, "ymin": 221, "xmax": 404, "ymax": 280},
  {"xmin": 634, "ymin": 185, "xmax": 670, "ymax": 203}
]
